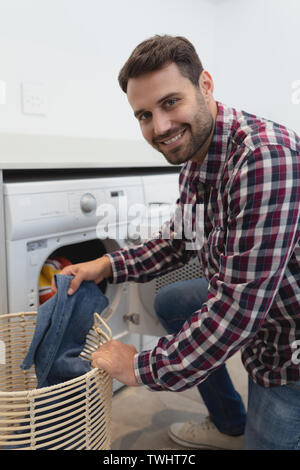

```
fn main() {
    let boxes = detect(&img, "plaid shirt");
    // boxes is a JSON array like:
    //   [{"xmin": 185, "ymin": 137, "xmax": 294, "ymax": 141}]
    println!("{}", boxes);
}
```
[{"xmin": 108, "ymin": 102, "xmax": 300, "ymax": 391}]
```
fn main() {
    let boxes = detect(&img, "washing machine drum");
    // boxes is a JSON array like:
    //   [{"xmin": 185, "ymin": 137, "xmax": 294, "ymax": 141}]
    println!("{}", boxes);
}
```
[{"xmin": 38, "ymin": 239, "xmax": 108, "ymax": 305}]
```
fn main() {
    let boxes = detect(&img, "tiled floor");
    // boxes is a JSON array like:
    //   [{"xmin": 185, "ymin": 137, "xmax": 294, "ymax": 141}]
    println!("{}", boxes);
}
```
[{"xmin": 110, "ymin": 351, "xmax": 248, "ymax": 450}]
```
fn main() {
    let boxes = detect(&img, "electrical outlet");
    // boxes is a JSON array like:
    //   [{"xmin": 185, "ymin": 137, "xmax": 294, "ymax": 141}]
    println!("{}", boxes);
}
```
[{"xmin": 21, "ymin": 82, "xmax": 47, "ymax": 116}]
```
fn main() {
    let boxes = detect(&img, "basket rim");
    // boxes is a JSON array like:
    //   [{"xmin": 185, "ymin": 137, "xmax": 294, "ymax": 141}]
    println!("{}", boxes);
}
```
[
  {"xmin": 0, "ymin": 311, "xmax": 38, "ymax": 319},
  {"xmin": 0, "ymin": 311, "xmax": 112, "ymax": 398},
  {"xmin": 0, "ymin": 365, "xmax": 106, "ymax": 398},
  {"xmin": 0, "ymin": 311, "xmax": 112, "ymax": 338}
]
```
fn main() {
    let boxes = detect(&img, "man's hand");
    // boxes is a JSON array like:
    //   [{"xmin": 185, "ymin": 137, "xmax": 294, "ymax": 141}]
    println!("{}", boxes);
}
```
[
  {"xmin": 51, "ymin": 255, "xmax": 113, "ymax": 295},
  {"xmin": 91, "ymin": 340, "xmax": 140, "ymax": 387}
]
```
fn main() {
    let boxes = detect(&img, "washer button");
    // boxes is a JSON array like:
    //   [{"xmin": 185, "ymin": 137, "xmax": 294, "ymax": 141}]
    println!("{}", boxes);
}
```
[{"xmin": 80, "ymin": 193, "xmax": 97, "ymax": 213}]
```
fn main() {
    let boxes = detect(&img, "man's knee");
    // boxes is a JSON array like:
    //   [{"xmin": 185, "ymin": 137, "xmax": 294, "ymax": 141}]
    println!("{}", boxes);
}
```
[
  {"xmin": 154, "ymin": 286, "xmax": 168, "ymax": 315},
  {"xmin": 154, "ymin": 284, "xmax": 174, "ymax": 316}
]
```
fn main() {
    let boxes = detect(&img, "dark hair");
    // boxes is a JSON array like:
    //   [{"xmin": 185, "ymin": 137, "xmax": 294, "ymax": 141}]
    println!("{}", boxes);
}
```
[{"xmin": 118, "ymin": 35, "xmax": 204, "ymax": 93}]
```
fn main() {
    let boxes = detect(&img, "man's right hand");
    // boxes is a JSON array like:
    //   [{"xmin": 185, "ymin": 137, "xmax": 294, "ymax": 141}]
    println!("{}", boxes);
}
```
[{"xmin": 51, "ymin": 255, "xmax": 113, "ymax": 295}]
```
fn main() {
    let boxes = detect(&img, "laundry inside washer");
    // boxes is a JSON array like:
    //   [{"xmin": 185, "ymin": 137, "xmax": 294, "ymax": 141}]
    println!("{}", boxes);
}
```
[
  {"xmin": 50, "ymin": 239, "xmax": 108, "ymax": 293},
  {"xmin": 39, "ymin": 256, "xmax": 72, "ymax": 304},
  {"xmin": 38, "ymin": 239, "xmax": 108, "ymax": 305}
]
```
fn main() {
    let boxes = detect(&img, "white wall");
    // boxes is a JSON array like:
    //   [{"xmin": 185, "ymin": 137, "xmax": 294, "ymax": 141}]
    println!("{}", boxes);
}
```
[
  {"xmin": 212, "ymin": 0, "xmax": 300, "ymax": 133},
  {"xmin": 0, "ymin": 0, "xmax": 215, "ymax": 140},
  {"xmin": 0, "ymin": 0, "xmax": 298, "ymax": 142}
]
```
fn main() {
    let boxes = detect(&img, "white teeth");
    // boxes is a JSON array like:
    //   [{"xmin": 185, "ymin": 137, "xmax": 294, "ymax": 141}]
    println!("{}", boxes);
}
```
[{"xmin": 164, "ymin": 130, "xmax": 184, "ymax": 145}]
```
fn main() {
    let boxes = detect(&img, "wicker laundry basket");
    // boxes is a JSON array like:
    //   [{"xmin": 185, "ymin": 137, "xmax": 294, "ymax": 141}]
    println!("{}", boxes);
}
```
[{"xmin": 0, "ymin": 311, "xmax": 113, "ymax": 450}]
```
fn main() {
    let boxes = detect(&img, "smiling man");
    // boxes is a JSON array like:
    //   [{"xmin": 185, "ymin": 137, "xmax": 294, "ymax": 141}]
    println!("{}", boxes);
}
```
[
  {"xmin": 128, "ymin": 61, "xmax": 216, "ymax": 167},
  {"xmin": 57, "ymin": 35, "xmax": 300, "ymax": 450}
]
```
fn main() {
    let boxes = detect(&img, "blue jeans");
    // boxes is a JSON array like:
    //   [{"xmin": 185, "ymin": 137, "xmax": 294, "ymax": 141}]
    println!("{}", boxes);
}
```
[
  {"xmin": 21, "ymin": 274, "xmax": 109, "ymax": 387},
  {"xmin": 244, "ymin": 377, "xmax": 300, "ymax": 450},
  {"xmin": 154, "ymin": 278, "xmax": 246, "ymax": 436}
]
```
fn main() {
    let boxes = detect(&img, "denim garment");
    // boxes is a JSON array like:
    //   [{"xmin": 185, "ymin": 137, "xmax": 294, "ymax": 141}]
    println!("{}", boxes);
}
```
[
  {"xmin": 154, "ymin": 278, "xmax": 246, "ymax": 436},
  {"xmin": 21, "ymin": 274, "xmax": 109, "ymax": 388},
  {"xmin": 244, "ymin": 376, "xmax": 300, "ymax": 450}
]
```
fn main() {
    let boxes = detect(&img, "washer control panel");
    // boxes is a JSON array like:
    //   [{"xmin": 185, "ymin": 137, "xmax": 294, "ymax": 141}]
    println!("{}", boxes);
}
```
[{"xmin": 4, "ymin": 176, "xmax": 144, "ymax": 240}]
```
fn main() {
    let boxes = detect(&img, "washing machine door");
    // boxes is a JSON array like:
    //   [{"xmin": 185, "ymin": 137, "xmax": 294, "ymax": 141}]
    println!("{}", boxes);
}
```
[
  {"xmin": 123, "ymin": 172, "xmax": 204, "ymax": 337},
  {"xmin": 124, "ymin": 257, "xmax": 203, "ymax": 337}
]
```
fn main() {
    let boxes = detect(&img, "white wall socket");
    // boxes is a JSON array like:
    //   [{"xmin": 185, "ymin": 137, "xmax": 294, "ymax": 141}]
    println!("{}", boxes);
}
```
[
  {"xmin": 0, "ymin": 80, "xmax": 6, "ymax": 105},
  {"xmin": 21, "ymin": 82, "xmax": 47, "ymax": 116}
]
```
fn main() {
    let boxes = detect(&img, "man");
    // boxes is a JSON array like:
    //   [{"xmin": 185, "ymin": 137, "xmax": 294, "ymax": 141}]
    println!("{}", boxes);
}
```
[{"xmin": 54, "ymin": 35, "xmax": 300, "ymax": 450}]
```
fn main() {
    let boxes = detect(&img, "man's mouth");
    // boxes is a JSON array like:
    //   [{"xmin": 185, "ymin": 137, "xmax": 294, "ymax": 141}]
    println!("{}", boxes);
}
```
[{"xmin": 158, "ymin": 128, "xmax": 187, "ymax": 146}]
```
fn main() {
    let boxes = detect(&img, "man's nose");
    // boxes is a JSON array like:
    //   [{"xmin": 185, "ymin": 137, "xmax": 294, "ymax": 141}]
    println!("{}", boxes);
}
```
[{"xmin": 152, "ymin": 112, "xmax": 172, "ymax": 139}]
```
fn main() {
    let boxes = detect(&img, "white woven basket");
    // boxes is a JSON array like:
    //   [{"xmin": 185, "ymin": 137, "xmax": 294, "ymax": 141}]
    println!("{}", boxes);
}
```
[{"xmin": 0, "ymin": 311, "xmax": 113, "ymax": 450}]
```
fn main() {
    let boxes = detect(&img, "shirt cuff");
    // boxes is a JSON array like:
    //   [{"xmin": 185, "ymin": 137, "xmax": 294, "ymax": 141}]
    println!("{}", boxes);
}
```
[
  {"xmin": 133, "ymin": 351, "xmax": 164, "ymax": 391},
  {"xmin": 105, "ymin": 252, "xmax": 128, "ymax": 284}
]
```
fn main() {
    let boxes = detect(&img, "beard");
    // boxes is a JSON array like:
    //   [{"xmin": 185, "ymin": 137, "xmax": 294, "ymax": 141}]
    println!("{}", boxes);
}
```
[{"xmin": 151, "ymin": 94, "xmax": 214, "ymax": 166}]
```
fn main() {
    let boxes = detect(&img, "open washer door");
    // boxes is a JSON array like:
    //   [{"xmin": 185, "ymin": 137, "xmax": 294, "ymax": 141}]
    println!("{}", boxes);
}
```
[
  {"xmin": 125, "ymin": 258, "xmax": 203, "ymax": 337},
  {"xmin": 123, "ymin": 172, "xmax": 204, "ymax": 337}
]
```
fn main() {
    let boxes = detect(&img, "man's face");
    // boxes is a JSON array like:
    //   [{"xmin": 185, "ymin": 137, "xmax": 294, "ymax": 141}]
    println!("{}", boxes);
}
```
[{"xmin": 127, "ymin": 62, "xmax": 214, "ymax": 165}]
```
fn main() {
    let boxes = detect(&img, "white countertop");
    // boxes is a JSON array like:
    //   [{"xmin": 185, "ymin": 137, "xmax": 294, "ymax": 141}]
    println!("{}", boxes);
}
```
[{"xmin": 0, "ymin": 133, "xmax": 168, "ymax": 170}]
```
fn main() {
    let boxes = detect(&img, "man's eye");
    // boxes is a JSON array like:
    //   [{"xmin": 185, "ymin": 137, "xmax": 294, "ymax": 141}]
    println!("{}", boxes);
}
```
[
  {"xmin": 139, "ymin": 112, "xmax": 151, "ymax": 121},
  {"xmin": 166, "ymin": 99, "xmax": 178, "ymax": 107}
]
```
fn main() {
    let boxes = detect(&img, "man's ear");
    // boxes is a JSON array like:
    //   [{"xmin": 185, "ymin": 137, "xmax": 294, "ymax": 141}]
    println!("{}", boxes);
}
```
[{"xmin": 199, "ymin": 70, "xmax": 214, "ymax": 99}]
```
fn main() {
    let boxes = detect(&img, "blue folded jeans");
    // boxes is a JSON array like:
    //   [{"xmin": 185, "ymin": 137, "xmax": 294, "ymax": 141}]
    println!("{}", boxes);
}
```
[
  {"xmin": 154, "ymin": 278, "xmax": 247, "ymax": 436},
  {"xmin": 21, "ymin": 274, "xmax": 108, "ymax": 388}
]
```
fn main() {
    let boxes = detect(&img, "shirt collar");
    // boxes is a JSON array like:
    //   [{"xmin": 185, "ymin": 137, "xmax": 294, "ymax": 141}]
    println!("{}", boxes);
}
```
[{"xmin": 185, "ymin": 101, "xmax": 235, "ymax": 188}]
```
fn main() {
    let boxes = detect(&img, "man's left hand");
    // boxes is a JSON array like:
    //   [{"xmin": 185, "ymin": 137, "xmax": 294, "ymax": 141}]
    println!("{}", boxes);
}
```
[{"xmin": 91, "ymin": 340, "xmax": 140, "ymax": 387}]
